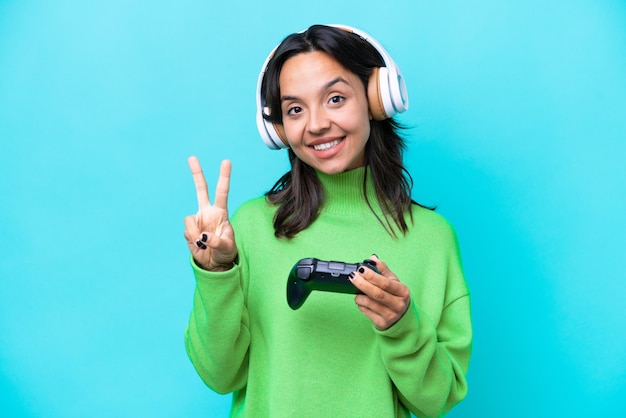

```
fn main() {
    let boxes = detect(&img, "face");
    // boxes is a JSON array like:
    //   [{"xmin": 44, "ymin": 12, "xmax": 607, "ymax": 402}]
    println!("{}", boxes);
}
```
[{"xmin": 279, "ymin": 51, "xmax": 371, "ymax": 174}]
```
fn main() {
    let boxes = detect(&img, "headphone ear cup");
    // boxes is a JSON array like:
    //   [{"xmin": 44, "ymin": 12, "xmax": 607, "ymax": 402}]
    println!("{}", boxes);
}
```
[
  {"xmin": 256, "ymin": 110, "xmax": 289, "ymax": 149},
  {"xmin": 273, "ymin": 123, "xmax": 287, "ymax": 145},
  {"xmin": 367, "ymin": 67, "xmax": 387, "ymax": 120},
  {"xmin": 368, "ymin": 67, "xmax": 395, "ymax": 120},
  {"xmin": 387, "ymin": 64, "xmax": 409, "ymax": 114}
]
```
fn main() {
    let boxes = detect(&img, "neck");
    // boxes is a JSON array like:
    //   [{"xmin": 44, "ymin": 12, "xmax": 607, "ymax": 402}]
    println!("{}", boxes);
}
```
[{"xmin": 315, "ymin": 166, "xmax": 379, "ymax": 214}]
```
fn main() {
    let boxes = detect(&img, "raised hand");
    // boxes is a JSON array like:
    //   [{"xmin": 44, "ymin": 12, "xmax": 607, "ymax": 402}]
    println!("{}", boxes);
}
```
[{"xmin": 183, "ymin": 156, "xmax": 237, "ymax": 271}]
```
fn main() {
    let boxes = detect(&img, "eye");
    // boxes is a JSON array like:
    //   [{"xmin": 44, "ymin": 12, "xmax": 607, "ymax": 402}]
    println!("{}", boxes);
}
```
[
  {"xmin": 286, "ymin": 106, "xmax": 303, "ymax": 116},
  {"xmin": 329, "ymin": 95, "xmax": 345, "ymax": 105}
]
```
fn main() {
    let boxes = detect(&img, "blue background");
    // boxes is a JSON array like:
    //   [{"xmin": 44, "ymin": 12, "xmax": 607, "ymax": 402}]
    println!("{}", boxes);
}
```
[{"xmin": 1, "ymin": 0, "xmax": 625, "ymax": 416}]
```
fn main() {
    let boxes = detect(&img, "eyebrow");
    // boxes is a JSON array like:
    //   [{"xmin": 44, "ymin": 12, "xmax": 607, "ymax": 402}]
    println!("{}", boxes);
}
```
[{"xmin": 281, "ymin": 76, "xmax": 350, "ymax": 102}]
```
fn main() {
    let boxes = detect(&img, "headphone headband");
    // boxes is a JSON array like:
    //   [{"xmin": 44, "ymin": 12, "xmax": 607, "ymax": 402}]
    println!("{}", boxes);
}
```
[{"xmin": 256, "ymin": 24, "xmax": 409, "ymax": 150}]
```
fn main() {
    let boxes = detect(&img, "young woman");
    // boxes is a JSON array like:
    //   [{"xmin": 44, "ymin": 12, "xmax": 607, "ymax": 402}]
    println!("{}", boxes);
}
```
[{"xmin": 183, "ymin": 24, "xmax": 472, "ymax": 417}]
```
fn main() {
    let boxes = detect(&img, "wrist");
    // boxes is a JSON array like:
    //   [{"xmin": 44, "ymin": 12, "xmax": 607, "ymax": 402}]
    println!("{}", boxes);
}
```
[
  {"xmin": 193, "ymin": 257, "xmax": 237, "ymax": 272},
  {"xmin": 206, "ymin": 262, "xmax": 234, "ymax": 272}
]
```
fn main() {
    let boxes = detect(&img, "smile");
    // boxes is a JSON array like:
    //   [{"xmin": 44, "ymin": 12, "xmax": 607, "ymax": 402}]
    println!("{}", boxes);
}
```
[{"xmin": 312, "ymin": 138, "xmax": 343, "ymax": 151}]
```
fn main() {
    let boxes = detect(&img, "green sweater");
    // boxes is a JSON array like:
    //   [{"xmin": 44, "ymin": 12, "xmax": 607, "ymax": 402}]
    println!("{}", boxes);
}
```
[{"xmin": 185, "ymin": 167, "xmax": 472, "ymax": 417}]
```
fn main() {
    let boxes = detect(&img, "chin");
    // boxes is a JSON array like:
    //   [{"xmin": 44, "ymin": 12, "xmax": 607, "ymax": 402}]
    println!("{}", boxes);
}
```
[
  {"xmin": 314, "ymin": 163, "xmax": 349, "ymax": 175},
  {"xmin": 319, "ymin": 164, "xmax": 363, "ymax": 175}
]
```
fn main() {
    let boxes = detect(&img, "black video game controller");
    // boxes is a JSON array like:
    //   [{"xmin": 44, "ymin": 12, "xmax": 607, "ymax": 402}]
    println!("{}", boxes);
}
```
[{"xmin": 286, "ymin": 257, "xmax": 380, "ymax": 310}]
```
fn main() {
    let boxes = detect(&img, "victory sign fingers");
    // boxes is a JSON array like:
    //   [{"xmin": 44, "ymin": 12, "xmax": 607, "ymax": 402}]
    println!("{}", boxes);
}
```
[
  {"xmin": 188, "ymin": 156, "xmax": 232, "ymax": 211},
  {"xmin": 184, "ymin": 156, "xmax": 237, "ymax": 271}
]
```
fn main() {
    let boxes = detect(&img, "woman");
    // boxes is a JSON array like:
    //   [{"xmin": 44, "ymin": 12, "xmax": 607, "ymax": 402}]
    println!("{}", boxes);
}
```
[{"xmin": 183, "ymin": 24, "xmax": 472, "ymax": 417}]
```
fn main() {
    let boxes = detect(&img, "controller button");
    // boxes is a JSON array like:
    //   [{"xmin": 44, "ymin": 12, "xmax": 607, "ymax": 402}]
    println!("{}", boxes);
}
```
[
  {"xmin": 328, "ymin": 261, "xmax": 344, "ymax": 270},
  {"xmin": 297, "ymin": 266, "xmax": 312, "ymax": 280}
]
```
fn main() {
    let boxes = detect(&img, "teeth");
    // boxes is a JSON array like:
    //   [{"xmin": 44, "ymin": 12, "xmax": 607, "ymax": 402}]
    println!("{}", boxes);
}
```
[{"xmin": 313, "ymin": 139, "xmax": 341, "ymax": 151}]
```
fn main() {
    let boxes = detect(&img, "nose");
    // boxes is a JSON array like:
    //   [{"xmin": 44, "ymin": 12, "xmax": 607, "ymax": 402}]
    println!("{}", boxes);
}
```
[{"xmin": 306, "ymin": 106, "xmax": 331, "ymax": 135}]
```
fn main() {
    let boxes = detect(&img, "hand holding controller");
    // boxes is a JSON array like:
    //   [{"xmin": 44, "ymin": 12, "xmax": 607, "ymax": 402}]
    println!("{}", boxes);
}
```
[{"xmin": 286, "ymin": 258, "xmax": 380, "ymax": 310}]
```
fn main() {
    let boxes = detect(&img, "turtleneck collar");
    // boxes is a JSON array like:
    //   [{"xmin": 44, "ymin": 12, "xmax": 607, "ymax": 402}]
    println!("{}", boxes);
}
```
[{"xmin": 315, "ymin": 166, "xmax": 379, "ymax": 214}]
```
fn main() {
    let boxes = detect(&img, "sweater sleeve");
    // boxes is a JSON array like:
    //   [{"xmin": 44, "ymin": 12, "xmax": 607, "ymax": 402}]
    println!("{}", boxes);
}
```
[
  {"xmin": 376, "ymin": 227, "xmax": 472, "ymax": 417},
  {"xmin": 377, "ymin": 296, "xmax": 471, "ymax": 417},
  {"xmin": 184, "ymin": 258, "xmax": 250, "ymax": 394}
]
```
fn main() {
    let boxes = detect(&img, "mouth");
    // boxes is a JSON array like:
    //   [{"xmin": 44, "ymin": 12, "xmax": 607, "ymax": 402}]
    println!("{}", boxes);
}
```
[{"xmin": 311, "ymin": 137, "xmax": 344, "ymax": 151}]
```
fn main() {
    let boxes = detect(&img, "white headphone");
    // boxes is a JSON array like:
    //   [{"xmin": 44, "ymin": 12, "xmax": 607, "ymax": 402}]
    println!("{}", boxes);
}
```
[{"xmin": 256, "ymin": 24, "xmax": 409, "ymax": 150}]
